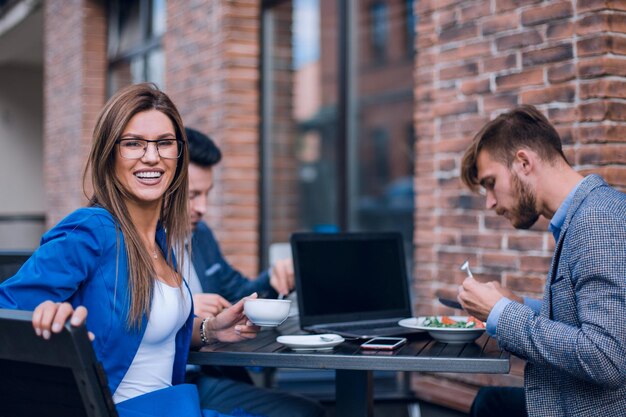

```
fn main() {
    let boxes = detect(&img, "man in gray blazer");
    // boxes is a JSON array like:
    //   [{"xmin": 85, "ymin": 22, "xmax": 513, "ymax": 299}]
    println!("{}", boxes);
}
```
[{"xmin": 458, "ymin": 105, "xmax": 626, "ymax": 417}]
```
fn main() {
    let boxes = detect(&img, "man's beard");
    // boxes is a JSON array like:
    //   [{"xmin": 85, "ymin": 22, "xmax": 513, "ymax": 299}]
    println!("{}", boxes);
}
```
[{"xmin": 509, "ymin": 173, "xmax": 539, "ymax": 229}]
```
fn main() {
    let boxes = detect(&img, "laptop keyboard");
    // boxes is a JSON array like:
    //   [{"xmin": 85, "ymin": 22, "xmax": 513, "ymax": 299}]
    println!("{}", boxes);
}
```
[{"xmin": 323, "ymin": 319, "xmax": 402, "ymax": 332}]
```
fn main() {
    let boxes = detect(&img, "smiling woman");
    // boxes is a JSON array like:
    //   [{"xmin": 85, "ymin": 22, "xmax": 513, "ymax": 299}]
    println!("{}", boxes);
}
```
[
  {"xmin": 114, "ymin": 109, "xmax": 180, "ymax": 213},
  {"xmin": 0, "ymin": 83, "xmax": 261, "ymax": 417}
]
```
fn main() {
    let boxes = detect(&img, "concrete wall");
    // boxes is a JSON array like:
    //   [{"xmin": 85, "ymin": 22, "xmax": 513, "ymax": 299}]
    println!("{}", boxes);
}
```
[{"xmin": 0, "ymin": 65, "xmax": 44, "ymax": 249}]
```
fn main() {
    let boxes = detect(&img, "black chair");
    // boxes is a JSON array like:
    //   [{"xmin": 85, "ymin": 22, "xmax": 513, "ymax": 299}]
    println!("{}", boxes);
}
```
[
  {"xmin": 0, "ymin": 251, "xmax": 31, "ymax": 283},
  {"xmin": 0, "ymin": 308, "xmax": 118, "ymax": 417}
]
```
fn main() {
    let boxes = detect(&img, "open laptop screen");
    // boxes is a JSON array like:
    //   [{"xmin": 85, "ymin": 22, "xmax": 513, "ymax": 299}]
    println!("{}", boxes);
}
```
[{"xmin": 291, "ymin": 232, "xmax": 412, "ymax": 328}]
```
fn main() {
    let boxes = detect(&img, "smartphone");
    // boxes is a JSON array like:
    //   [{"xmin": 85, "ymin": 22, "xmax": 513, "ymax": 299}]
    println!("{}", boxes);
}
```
[{"xmin": 360, "ymin": 337, "xmax": 407, "ymax": 350}]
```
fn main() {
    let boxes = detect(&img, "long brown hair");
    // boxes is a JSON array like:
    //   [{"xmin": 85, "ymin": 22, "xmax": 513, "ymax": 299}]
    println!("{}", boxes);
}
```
[{"xmin": 84, "ymin": 83, "xmax": 189, "ymax": 328}]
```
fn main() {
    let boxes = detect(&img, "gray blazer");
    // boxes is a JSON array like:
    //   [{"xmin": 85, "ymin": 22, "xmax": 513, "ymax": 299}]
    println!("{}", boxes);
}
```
[{"xmin": 497, "ymin": 175, "xmax": 626, "ymax": 417}]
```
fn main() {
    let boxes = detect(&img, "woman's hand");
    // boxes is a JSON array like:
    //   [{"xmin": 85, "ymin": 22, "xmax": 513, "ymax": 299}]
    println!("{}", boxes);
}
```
[
  {"xmin": 32, "ymin": 301, "xmax": 94, "ymax": 341},
  {"xmin": 207, "ymin": 293, "xmax": 260, "ymax": 343}
]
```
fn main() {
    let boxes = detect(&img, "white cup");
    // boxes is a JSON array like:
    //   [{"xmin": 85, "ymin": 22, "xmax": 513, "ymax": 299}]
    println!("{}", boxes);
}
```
[{"xmin": 244, "ymin": 299, "xmax": 291, "ymax": 327}]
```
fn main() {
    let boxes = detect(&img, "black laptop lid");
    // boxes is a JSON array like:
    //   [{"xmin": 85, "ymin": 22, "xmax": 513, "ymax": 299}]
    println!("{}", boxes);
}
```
[{"xmin": 291, "ymin": 232, "xmax": 412, "ymax": 328}]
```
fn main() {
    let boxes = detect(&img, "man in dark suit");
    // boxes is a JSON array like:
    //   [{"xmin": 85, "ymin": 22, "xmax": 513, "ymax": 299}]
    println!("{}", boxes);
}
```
[
  {"xmin": 184, "ymin": 127, "xmax": 323, "ymax": 417},
  {"xmin": 184, "ymin": 128, "xmax": 293, "ymax": 317},
  {"xmin": 458, "ymin": 105, "xmax": 626, "ymax": 417}
]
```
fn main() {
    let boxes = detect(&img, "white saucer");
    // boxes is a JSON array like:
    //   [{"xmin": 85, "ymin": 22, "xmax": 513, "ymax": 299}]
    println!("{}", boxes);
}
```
[{"xmin": 276, "ymin": 334, "xmax": 345, "ymax": 351}]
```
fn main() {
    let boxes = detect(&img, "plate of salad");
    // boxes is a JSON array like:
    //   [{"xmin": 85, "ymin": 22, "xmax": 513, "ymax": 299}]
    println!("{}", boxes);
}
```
[{"xmin": 398, "ymin": 316, "xmax": 486, "ymax": 344}]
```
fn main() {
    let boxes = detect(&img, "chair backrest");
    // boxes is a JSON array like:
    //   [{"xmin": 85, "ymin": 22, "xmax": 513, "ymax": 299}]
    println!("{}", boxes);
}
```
[
  {"xmin": 0, "ymin": 309, "xmax": 118, "ymax": 417},
  {"xmin": 0, "ymin": 251, "xmax": 32, "ymax": 283}
]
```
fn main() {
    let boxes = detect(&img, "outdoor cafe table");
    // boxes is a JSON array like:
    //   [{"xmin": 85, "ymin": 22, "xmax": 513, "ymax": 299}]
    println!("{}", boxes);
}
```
[{"xmin": 188, "ymin": 318, "xmax": 510, "ymax": 417}]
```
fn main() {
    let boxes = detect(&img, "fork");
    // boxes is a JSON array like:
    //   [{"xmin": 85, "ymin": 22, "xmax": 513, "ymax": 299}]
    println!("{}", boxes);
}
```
[{"xmin": 460, "ymin": 260, "xmax": 474, "ymax": 279}]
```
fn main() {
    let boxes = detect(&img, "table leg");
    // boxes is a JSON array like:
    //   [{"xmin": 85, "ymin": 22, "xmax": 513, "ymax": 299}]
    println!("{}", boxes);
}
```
[{"xmin": 335, "ymin": 369, "xmax": 373, "ymax": 417}]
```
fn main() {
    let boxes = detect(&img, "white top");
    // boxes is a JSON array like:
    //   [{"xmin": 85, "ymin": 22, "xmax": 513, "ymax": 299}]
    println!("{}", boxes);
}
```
[
  {"xmin": 183, "ymin": 246, "xmax": 203, "ymax": 295},
  {"xmin": 113, "ymin": 280, "xmax": 192, "ymax": 404}
]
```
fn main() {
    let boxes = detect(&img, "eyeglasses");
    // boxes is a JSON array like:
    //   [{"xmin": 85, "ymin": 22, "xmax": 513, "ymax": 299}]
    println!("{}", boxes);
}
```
[{"xmin": 116, "ymin": 138, "xmax": 183, "ymax": 160}]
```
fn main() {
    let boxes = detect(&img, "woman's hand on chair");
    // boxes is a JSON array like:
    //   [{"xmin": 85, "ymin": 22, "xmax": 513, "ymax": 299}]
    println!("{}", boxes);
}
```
[{"xmin": 32, "ymin": 301, "xmax": 95, "ymax": 341}]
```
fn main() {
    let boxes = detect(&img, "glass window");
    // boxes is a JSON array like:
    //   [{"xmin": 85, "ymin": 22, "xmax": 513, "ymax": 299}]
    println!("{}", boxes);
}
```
[
  {"xmin": 261, "ymin": 0, "xmax": 414, "ymax": 266},
  {"xmin": 107, "ymin": 0, "xmax": 166, "ymax": 95},
  {"xmin": 370, "ymin": 2, "xmax": 388, "ymax": 64},
  {"xmin": 405, "ymin": 0, "xmax": 416, "ymax": 57}
]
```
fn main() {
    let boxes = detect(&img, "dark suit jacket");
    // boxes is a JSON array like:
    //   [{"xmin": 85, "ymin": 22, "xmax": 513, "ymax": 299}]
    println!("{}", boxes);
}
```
[
  {"xmin": 497, "ymin": 175, "xmax": 626, "ymax": 416},
  {"xmin": 190, "ymin": 221, "xmax": 276, "ymax": 302}
]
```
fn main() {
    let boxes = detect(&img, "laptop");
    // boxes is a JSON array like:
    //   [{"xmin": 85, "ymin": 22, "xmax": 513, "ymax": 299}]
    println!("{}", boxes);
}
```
[{"xmin": 291, "ymin": 232, "xmax": 420, "ymax": 339}]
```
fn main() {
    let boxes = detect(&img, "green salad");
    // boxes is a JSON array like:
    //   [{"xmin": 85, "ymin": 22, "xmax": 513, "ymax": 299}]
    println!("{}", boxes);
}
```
[{"xmin": 422, "ymin": 316, "xmax": 484, "ymax": 329}]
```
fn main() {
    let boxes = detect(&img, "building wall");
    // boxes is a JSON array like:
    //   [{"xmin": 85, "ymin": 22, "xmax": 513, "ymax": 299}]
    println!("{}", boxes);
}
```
[
  {"xmin": 166, "ymin": 0, "xmax": 262, "ymax": 276},
  {"xmin": 43, "ymin": 0, "xmax": 106, "ymax": 228},
  {"xmin": 412, "ymin": 0, "xmax": 626, "ymax": 411},
  {"xmin": 0, "ymin": 65, "xmax": 45, "ymax": 249}
]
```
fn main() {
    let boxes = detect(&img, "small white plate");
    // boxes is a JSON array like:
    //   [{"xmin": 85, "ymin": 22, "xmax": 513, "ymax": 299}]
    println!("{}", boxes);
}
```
[
  {"xmin": 398, "ymin": 316, "xmax": 485, "ymax": 344},
  {"xmin": 276, "ymin": 334, "xmax": 345, "ymax": 351}
]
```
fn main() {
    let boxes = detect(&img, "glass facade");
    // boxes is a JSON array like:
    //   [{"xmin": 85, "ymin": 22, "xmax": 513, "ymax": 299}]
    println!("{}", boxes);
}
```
[
  {"xmin": 107, "ymin": 0, "xmax": 166, "ymax": 95},
  {"xmin": 261, "ymin": 0, "xmax": 415, "ymax": 266}
]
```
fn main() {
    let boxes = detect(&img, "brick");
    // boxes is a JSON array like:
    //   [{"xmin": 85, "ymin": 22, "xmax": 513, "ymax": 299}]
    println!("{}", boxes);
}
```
[
  {"xmin": 439, "ymin": 114, "xmax": 490, "ymax": 135},
  {"xmin": 460, "ymin": 2, "xmax": 491, "ymax": 22},
  {"xmin": 579, "ymin": 101, "xmax": 626, "ymax": 121},
  {"xmin": 521, "ymin": 2, "xmax": 573, "ymax": 26},
  {"xmin": 576, "ymin": 13, "xmax": 626, "ymax": 35},
  {"xmin": 482, "ymin": 12, "xmax": 520, "ymax": 35},
  {"xmin": 440, "ymin": 62, "xmax": 479, "ymax": 80},
  {"xmin": 576, "ymin": 124, "xmax": 626, "ymax": 143},
  {"xmin": 577, "ymin": 56, "xmax": 626, "ymax": 78},
  {"xmin": 460, "ymin": 233, "xmax": 503, "ymax": 249},
  {"xmin": 505, "ymin": 273, "xmax": 546, "ymax": 293},
  {"xmin": 437, "ymin": 251, "xmax": 479, "ymax": 267},
  {"xmin": 518, "ymin": 255, "xmax": 552, "ymax": 273},
  {"xmin": 546, "ymin": 20, "xmax": 574, "ymax": 40},
  {"xmin": 495, "ymin": 68, "xmax": 544, "ymax": 91},
  {"xmin": 483, "ymin": 53, "xmax": 518, "ymax": 73},
  {"xmin": 520, "ymin": 84, "xmax": 576, "ymax": 105},
  {"xmin": 482, "ymin": 252, "xmax": 519, "ymax": 270},
  {"xmin": 580, "ymin": 79, "xmax": 626, "ymax": 99},
  {"xmin": 577, "ymin": 144, "xmax": 626, "ymax": 165},
  {"xmin": 434, "ymin": 100, "xmax": 479, "ymax": 117},
  {"xmin": 548, "ymin": 62, "xmax": 576, "ymax": 83},
  {"xmin": 440, "ymin": 41, "xmax": 492, "ymax": 62},
  {"xmin": 439, "ymin": 22, "xmax": 479, "ymax": 43},
  {"xmin": 577, "ymin": 35, "xmax": 626, "ymax": 57},
  {"xmin": 435, "ymin": 136, "xmax": 476, "ymax": 153},
  {"xmin": 496, "ymin": 0, "xmax": 543, "ymax": 13},
  {"xmin": 461, "ymin": 78, "xmax": 491, "ymax": 95},
  {"xmin": 483, "ymin": 93, "xmax": 520, "ymax": 113},
  {"xmin": 577, "ymin": 0, "xmax": 626, "ymax": 13},
  {"xmin": 445, "ymin": 194, "xmax": 486, "ymax": 211},
  {"xmin": 485, "ymin": 213, "xmax": 516, "ymax": 230},
  {"xmin": 522, "ymin": 43, "xmax": 573, "ymax": 66},
  {"xmin": 584, "ymin": 166, "xmax": 626, "ymax": 187},
  {"xmin": 496, "ymin": 29, "xmax": 543, "ymax": 51},
  {"xmin": 437, "ymin": 157, "xmax": 456, "ymax": 172},
  {"xmin": 556, "ymin": 125, "xmax": 575, "ymax": 145},
  {"xmin": 507, "ymin": 235, "xmax": 545, "ymax": 251},
  {"xmin": 437, "ymin": 10, "xmax": 457, "ymax": 28},
  {"xmin": 548, "ymin": 106, "xmax": 578, "ymax": 124}
]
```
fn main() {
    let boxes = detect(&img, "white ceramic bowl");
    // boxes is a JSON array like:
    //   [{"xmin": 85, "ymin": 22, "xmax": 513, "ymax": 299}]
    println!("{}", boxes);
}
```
[
  {"xmin": 398, "ymin": 316, "xmax": 485, "ymax": 344},
  {"xmin": 244, "ymin": 299, "xmax": 291, "ymax": 327}
]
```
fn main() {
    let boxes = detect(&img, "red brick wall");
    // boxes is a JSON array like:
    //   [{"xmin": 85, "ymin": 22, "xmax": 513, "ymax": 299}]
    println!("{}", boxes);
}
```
[
  {"xmin": 413, "ymin": 0, "xmax": 626, "ymax": 411},
  {"xmin": 166, "ymin": 0, "xmax": 262, "ymax": 276},
  {"xmin": 267, "ymin": 2, "xmax": 300, "ymax": 244},
  {"xmin": 43, "ymin": 0, "xmax": 106, "ymax": 227}
]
